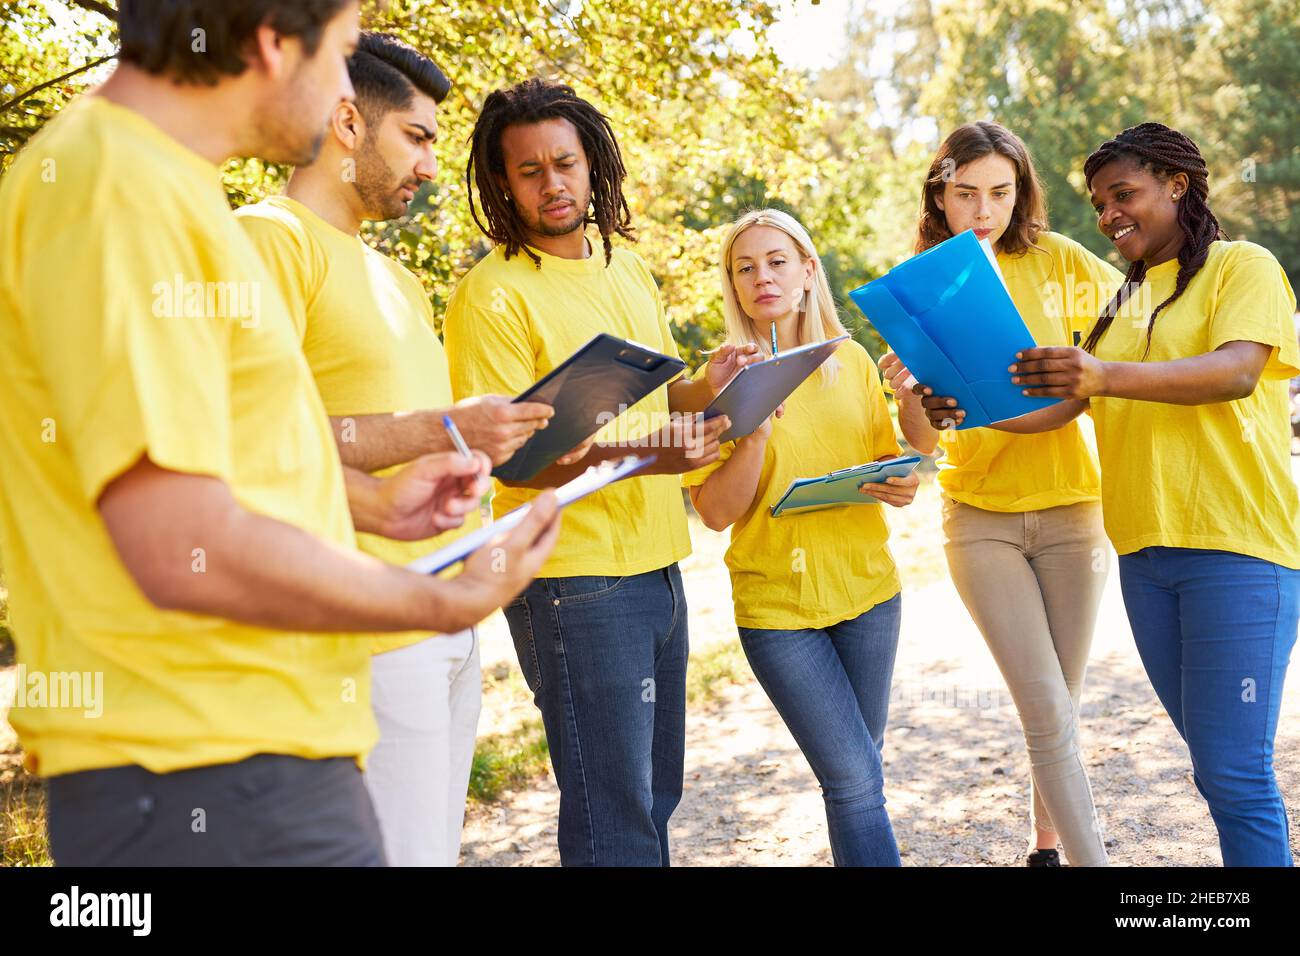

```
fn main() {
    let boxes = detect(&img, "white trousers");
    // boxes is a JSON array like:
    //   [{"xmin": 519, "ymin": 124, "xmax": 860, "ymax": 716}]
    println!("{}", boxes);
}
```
[{"xmin": 362, "ymin": 628, "xmax": 481, "ymax": 866}]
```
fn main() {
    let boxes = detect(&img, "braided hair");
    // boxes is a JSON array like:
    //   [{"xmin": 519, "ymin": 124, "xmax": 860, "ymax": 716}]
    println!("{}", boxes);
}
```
[
  {"xmin": 1081, "ymin": 123, "xmax": 1227, "ymax": 356},
  {"xmin": 466, "ymin": 78, "xmax": 634, "ymax": 267}
]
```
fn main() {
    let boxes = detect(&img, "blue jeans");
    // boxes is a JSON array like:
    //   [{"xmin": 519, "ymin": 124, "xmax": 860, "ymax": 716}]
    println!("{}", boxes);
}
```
[
  {"xmin": 737, "ymin": 594, "xmax": 903, "ymax": 866},
  {"xmin": 503, "ymin": 565, "xmax": 688, "ymax": 866},
  {"xmin": 1119, "ymin": 547, "xmax": 1299, "ymax": 866}
]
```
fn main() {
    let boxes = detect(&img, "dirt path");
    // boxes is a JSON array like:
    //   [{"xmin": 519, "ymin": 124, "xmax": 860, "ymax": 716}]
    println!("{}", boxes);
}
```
[
  {"xmin": 4, "ymin": 469, "xmax": 1297, "ymax": 866},
  {"xmin": 461, "ymin": 524, "xmax": 1300, "ymax": 867}
]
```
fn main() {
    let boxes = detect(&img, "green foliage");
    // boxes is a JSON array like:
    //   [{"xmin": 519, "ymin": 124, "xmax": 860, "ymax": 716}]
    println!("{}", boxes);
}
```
[
  {"xmin": 1, "ymin": 0, "xmax": 1296, "ymax": 357},
  {"xmin": 0, "ymin": 0, "xmax": 116, "ymax": 165},
  {"xmin": 860, "ymin": 0, "xmax": 1299, "ymax": 285},
  {"xmin": 468, "ymin": 719, "xmax": 550, "ymax": 804},
  {"xmin": 1, "ymin": 772, "xmax": 51, "ymax": 867},
  {"xmin": 356, "ymin": 0, "xmax": 824, "ymax": 365}
]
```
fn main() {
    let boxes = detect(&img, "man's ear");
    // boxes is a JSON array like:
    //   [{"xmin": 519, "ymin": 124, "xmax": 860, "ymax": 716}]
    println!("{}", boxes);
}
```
[
  {"xmin": 248, "ymin": 23, "xmax": 287, "ymax": 80},
  {"xmin": 494, "ymin": 173, "xmax": 513, "ymax": 203},
  {"xmin": 332, "ymin": 100, "xmax": 365, "ymax": 152}
]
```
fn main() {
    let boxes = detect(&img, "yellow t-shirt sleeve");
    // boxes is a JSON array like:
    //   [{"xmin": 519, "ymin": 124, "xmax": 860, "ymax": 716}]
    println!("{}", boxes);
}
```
[
  {"xmin": 443, "ymin": 280, "xmax": 538, "ymax": 401},
  {"xmin": 21, "ymin": 213, "xmax": 234, "ymax": 503},
  {"xmin": 237, "ymin": 210, "xmax": 321, "ymax": 343},
  {"xmin": 1207, "ymin": 249, "xmax": 1300, "ymax": 380},
  {"xmin": 681, "ymin": 439, "xmax": 736, "ymax": 488}
]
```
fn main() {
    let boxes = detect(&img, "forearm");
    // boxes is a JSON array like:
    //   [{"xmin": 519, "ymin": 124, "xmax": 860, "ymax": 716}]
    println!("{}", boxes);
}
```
[
  {"xmin": 172, "ymin": 507, "xmax": 464, "ymax": 632},
  {"xmin": 331, "ymin": 411, "xmax": 451, "ymax": 472},
  {"xmin": 896, "ymin": 394, "xmax": 939, "ymax": 454},
  {"xmin": 500, "ymin": 440, "xmax": 656, "ymax": 489},
  {"xmin": 667, "ymin": 374, "xmax": 717, "ymax": 414},
  {"xmin": 991, "ymin": 398, "xmax": 1088, "ymax": 434},
  {"xmin": 691, "ymin": 439, "xmax": 765, "ymax": 531},
  {"xmin": 100, "ymin": 465, "xmax": 463, "ymax": 633},
  {"xmin": 1098, "ymin": 352, "xmax": 1260, "ymax": 405}
]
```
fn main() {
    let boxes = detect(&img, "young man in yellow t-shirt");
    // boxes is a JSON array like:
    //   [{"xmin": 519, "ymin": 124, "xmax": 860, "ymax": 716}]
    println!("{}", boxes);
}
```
[
  {"xmin": 238, "ymin": 33, "xmax": 562, "ymax": 867},
  {"xmin": 444, "ymin": 79, "xmax": 761, "ymax": 866},
  {"xmin": 0, "ymin": 1, "xmax": 558, "ymax": 866}
]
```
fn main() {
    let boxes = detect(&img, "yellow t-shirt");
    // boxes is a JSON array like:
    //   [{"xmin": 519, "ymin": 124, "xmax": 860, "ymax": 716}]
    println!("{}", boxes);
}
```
[
  {"xmin": 936, "ymin": 231, "xmax": 1121, "ymax": 511},
  {"xmin": 236, "ymin": 196, "xmax": 480, "ymax": 655},
  {"xmin": 1090, "ymin": 240, "xmax": 1300, "ymax": 568},
  {"xmin": 0, "ymin": 96, "xmax": 375, "ymax": 777},
  {"xmin": 444, "ymin": 241, "xmax": 691, "ymax": 578},
  {"xmin": 683, "ymin": 341, "xmax": 902, "ymax": 629}
]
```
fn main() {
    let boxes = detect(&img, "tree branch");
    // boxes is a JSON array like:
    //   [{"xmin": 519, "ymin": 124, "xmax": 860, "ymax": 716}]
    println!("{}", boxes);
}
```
[
  {"xmin": 0, "ymin": 53, "xmax": 117, "ymax": 116},
  {"xmin": 70, "ymin": 0, "xmax": 117, "ymax": 21}
]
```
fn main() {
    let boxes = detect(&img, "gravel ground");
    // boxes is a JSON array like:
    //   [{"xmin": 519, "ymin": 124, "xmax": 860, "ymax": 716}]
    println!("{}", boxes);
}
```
[
  {"xmin": 4, "ymin": 468, "xmax": 1297, "ymax": 867},
  {"xmin": 460, "ymin": 491, "xmax": 1300, "ymax": 867}
]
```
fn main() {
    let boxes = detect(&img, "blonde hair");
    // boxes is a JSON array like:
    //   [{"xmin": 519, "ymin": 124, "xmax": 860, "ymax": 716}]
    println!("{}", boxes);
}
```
[{"xmin": 719, "ymin": 208, "xmax": 848, "ymax": 385}]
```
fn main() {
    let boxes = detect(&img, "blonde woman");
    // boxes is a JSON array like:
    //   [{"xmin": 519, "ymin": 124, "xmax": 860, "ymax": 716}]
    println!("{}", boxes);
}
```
[
  {"xmin": 882, "ymin": 122, "xmax": 1123, "ymax": 866},
  {"xmin": 685, "ymin": 209, "xmax": 930, "ymax": 866}
]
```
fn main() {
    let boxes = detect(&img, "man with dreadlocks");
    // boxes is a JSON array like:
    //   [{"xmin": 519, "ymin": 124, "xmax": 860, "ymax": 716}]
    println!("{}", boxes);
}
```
[
  {"xmin": 444, "ymin": 78, "xmax": 761, "ymax": 866},
  {"xmin": 921, "ymin": 122, "xmax": 1299, "ymax": 867}
]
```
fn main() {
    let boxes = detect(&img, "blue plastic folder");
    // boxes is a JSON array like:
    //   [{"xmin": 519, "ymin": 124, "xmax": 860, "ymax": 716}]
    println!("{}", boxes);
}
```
[
  {"xmin": 769, "ymin": 455, "xmax": 922, "ymax": 517},
  {"xmin": 847, "ymin": 230, "xmax": 1060, "ymax": 429}
]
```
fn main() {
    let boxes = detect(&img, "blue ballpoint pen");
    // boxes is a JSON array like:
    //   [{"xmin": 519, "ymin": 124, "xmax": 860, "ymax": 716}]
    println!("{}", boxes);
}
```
[
  {"xmin": 443, "ymin": 415, "xmax": 492, "ymax": 526},
  {"xmin": 442, "ymin": 414, "xmax": 472, "ymax": 460}
]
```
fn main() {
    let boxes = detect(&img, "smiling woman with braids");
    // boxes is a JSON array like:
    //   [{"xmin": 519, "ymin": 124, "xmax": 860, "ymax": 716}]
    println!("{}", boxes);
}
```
[{"xmin": 919, "ymin": 122, "xmax": 1300, "ymax": 866}]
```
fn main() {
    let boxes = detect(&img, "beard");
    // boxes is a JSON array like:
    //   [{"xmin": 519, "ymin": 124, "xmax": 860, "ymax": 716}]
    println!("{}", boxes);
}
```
[
  {"xmin": 525, "ymin": 183, "xmax": 592, "ymax": 237},
  {"xmin": 255, "ymin": 103, "xmax": 328, "ymax": 167},
  {"xmin": 352, "ymin": 133, "xmax": 416, "ymax": 221},
  {"xmin": 534, "ymin": 202, "xmax": 588, "ymax": 236},
  {"xmin": 254, "ymin": 62, "xmax": 333, "ymax": 166}
]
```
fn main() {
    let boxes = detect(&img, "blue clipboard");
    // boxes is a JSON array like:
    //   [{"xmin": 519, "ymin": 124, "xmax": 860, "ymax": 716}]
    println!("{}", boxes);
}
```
[
  {"xmin": 496, "ymin": 334, "xmax": 685, "ymax": 483},
  {"xmin": 409, "ymin": 455, "xmax": 654, "ymax": 575},
  {"xmin": 769, "ymin": 455, "xmax": 922, "ymax": 517},
  {"xmin": 702, "ymin": 334, "xmax": 850, "ymax": 443},
  {"xmin": 847, "ymin": 230, "xmax": 1060, "ymax": 429}
]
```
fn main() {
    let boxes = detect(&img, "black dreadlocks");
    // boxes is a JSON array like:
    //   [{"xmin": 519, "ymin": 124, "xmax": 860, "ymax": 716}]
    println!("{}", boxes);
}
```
[
  {"xmin": 465, "ymin": 78, "xmax": 634, "ymax": 267},
  {"xmin": 1082, "ymin": 123, "xmax": 1227, "ymax": 357}
]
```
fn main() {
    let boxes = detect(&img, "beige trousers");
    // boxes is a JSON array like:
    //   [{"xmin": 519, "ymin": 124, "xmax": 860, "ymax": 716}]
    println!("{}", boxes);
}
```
[
  {"xmin": 363, "ymin": 628, "xmax": 481, "ymax": 867},
  {"xmin": 942, "ymin": 497, "xmax": 1109, "ymax": 867}
]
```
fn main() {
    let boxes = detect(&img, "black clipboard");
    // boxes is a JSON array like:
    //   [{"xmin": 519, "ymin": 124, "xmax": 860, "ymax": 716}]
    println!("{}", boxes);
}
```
[
  {"xmin": 702, "ymin": 334, "xmax": 849, "ymax": 443},
  {"xmin": 494, "ymin": 333, "xmax": 686, "ymax": 482}
]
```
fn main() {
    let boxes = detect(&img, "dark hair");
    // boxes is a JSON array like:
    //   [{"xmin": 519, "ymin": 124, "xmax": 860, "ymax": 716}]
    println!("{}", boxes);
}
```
[
  {"xmin": 466, "ymin": 78, "xmax": 634, "ymax": 267},
  {"xmin": 117, "ymin": 0, "xmax": 352, "ymax": 86},
  {"xmin": 348, "ymin": 31, "xmax": 450, "ymax": 124},
  {"xmin": 916, "ymin": 121, "xmax": 1048, "ymax": 256},
  {"xmin": 1081, "ymin": 122, "xmax": 1226, "ymax": 356}
]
